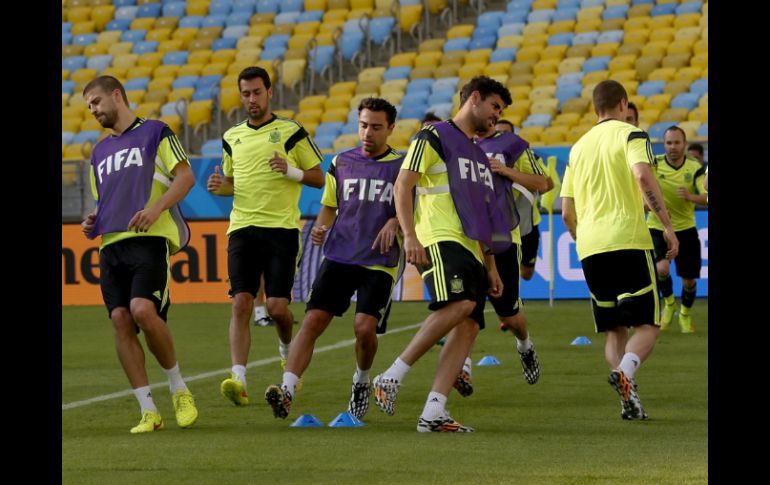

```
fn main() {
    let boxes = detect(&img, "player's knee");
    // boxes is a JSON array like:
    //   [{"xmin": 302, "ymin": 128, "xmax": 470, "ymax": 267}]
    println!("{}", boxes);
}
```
[
  {"xmin": 267, "ymin": 299, "xmax": 290, "ymax": 321},
  {"xmin": 129, "ymin": 299, "xmax": 159, "ymax": 327},
  {"xmin": 683, "ymin": 279, "xmax": 696, "ymax": 289},
  {"xmin": 453, "ymin": 300, "xmax": 476, "ymax": 318},
  {"xmin": 656, "ymin": 263, "xmax": 670, "ymax": 277},
  {"xmin": 353, "ymin": 316, "xmax": 377, "ymax": 340},
  {"xmin": 231, "ymin": 293, "xmax": 254, "ymax": 320},
  {"xmin": 110, "ymin": 308, "xmax": 134, "ymax": 335}
]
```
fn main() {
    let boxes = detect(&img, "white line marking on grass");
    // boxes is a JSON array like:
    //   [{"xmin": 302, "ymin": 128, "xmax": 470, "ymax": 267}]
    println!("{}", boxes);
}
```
[{"xmin": 62, "ymin": 320, "xmax": 426, "ymax": 410}]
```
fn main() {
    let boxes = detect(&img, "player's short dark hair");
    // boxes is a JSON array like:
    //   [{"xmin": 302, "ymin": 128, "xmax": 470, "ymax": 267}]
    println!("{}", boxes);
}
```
[
  {"xmin": 664, "ymin": 125, "xmax": 687, "ymax": 141},
  {"xmin": 593, "ymin": 80, "xmax": 628, "ymax": 115},
  {"xmin": 421, "ymin": 112, "xmax": 441, "ymax": 124},
  {"xmin": 238, "ymin": 66, "xmax": 271, "ymax": 89},
  {"xmin": 627, "ymin": 102, "xmax": 639, "ymax": 121},
  {"xmin": 496, "ymin": 119, "xmax": 515, "ymax": 131},
  {"xmin": 459, "ymin": 76, "xmax": 513, "ymax": 107},
  {"xmin": 82, "ymin": 75, "xmax": 128, "ymax": 104},
  {"xmin": 687, "ymin": 143, "xmax": 704, "ymax": 156},
  {"xmin": 358, "ymin": 97, "xmax": 398, "ymax": 125}
]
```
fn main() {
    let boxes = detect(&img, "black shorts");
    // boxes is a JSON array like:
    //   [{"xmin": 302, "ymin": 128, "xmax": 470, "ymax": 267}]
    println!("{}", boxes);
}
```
[
  {"xmin": 520, "ymin": 223, "xmax": 540, "ymax": 267},
  {"xmin": 580, "ymin": 249, "xmax": 659, "ymax": 332},
  {"xmin": 489, "ymin": 243, "xmax": 521, "ymax": 317},
  {"xmin": 416, "ymin": 241, "xmax": 488, "ymax": 329},
  {"xmin": 99, "ymin": 237, "xmax": 171, "ymax": 323},
  {"xmin": 227, "ymin": 226, "xmax": 300, "ymax": 299},
  {"xmin": 650, "ymin": 227, "xmax": 702, "ymax": 279},
  {"xmin": 306, "ymin": 259, "xmax": 395, "ymax": 324}
]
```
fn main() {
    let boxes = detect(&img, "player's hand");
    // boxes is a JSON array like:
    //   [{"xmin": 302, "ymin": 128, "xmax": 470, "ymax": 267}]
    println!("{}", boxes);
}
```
[
  {"xmin": 487, "ymin": 268, "xmax": 503, "ymax": 298},
  {"xmin": 207, "ymin": 165, "xmax": 223, "ymax": 193},
  {"xmin": 488, "ymin": 158, "xmax": 506, "ymax": 174},
  {"xmin": 404, "ymin": 234, "xmax": 427, "ymax": 266},
  {"xmin": 663, "ymin": 228, "xmax": 679, "ymax": 260},
  {"xmin": 676, "ymin": 186, "xmax": 690, "ymax": 201},
  {"xmin": 268, "ymin": 151, "xmax": 288, "ymax": 174},
  {"xmin": 128, "ymin": 206, "xmax": 161, "ymax": 233},
  {"xmin": 372, "ymin": 218, "xmax": 399, "ymax": 254},
  {"xmin": 81, "ymin": 210, "xmax": 96, "ymax": 236},
  {"xmin": 311, "ymin": 224, "xmax": 328, "ymax": 245}
]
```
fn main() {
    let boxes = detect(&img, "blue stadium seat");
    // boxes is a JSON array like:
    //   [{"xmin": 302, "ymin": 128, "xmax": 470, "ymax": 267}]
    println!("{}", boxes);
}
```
[
  {"xmin": 62, "ymin": 80, "xmax": 76, "ymax": 94},
  {"xmin": 133, "ymin": 41, "xmax": 159, "ymax": 54},
  {"xmin": 309, "ymin": 46, "xmax": 336, "ymax": 74},
  {"xmin": 650, "ymin": 3, "xmax": 677, "ymax": 16},
  {"xmin": 62, "ymin": 22, "xmax": 72, "ymax": 33},
  {"xmin": 163, "ymin": 2, "xmax": 188, "ymax": 17},
  {"xmin": 72, "ymin": 131, "xmax": 102, "ymax": 145},
  {"xmin": 62, "ymin": 32, "xmax": 73, "ymax": 45},
  {"xmin": 596, "ymin": 30, "xmax": 623, "ymax": 44},
  {"xmin": 173, "ymin": 76, "xmax": 199, "ymax": 89},
  {"xmin": 62, "ymin": 132, "xmax": 75, "ymax": 145},
  {"xmin": 234, "ymin": 0, "xmax": 258, "ymax": 13},
  {"xmin": 346, "ymin": 110, "xmax": 359, "ymax": 125},
  {"xmin": 670, "ymin": 93, "xmax": 700, "ymax": 111},
  {"xmin": 124, "ymin": 77, "xmax": 150, "ymax": 90},
  {"xmin": 432, "ymin": 77, "xmax": 459, "ymax": 92},
  {"xmin": 572, "ymin": 32, "xmax": 599, "ymax": 45},
  {"xmin": 201, "ymin": 139, "xmax": 224, "ymax": 157},
  {"xmin": 202, "ymin": 15, "xmax": 228, "ymax": 28},
  {"xmin": 690, "ymin": 79, "xmax": 708, "ymax": 97},
  {"xmin": 161, "ymin": 100, "xmax": 184, "ymax": 117},
  {"xmin": 443, "ymin": 38, "xmax": 470, "ymax": 52},
  {"xmin": 344, "ymin": 18, "xmax": 369, "ymax": 34},
  {"xmin": 552, "ymin": 8, "xmax": 579, "ymax": 22},
  {"xmin": 212, "ymin": 37, "xmax": 238, "ymax": 50},
  {"xmin": 528, "ymin": 9, "xmax": 554, "ymax": 24},
  {"xmin": 490, "ymin": 47, "xmax": 518, "ymax": 62},
  {"xmin": 478, "ymin": 11, "xmax": 505, "ymax": 28},
  {"xmin": 62, "ymin": 56, "xmax": 88, "ymax": 71},
  {"xmin": 297, "ymin": 11, "xmax": 324, "ymax": 22},
  {"xmin": 508, "ymin": 0, "xmax": 533, "ymax": 11},
  {"xmin": 523, "ymin": 114, "xmax": 552, "ymax": 128},
  {"xmin": 401, "ymin": 93, "xmax": 428, "ymax": 107},
  {"xmin": 314, "ymin": 135, "xmax": 336, "ymax": 150},
  {"xmin": 370, "ymin": 17, "xmax": 396, "ymax": 45},
  {"xmin": 193, "ymin": 88, "xmax": 216, "ymax": 101},
  {"xmin": 73, "ymin": 34, "xmax": 98, "ymax": 46},
  {"xmin": 582, "ymin": 56, "xmax": 611, "ymax": 72},
  {"xmin": 136, "ymin": 3, "xmax": 162, "ymax": 18},
  {"xmin": 501, "ymin": 12, "xmax": 528, "ymax": 25},
  {"xmin": 676, "ymin": 1, "xmax": 703, "ymax": 15},
  {"xmin": 208, "ymin": 0, "xmax": 234, "ymax": 16},
  {"xmin": 121, "ymin": 29, "xmax": 147, "ymax": 42},
  {"xmin": 631, "ymin": 0, "xmax": 655, "ymax": 4},
  {"xmin": 556, "ymin": 84, "xmax": 583, "ymax": 108},
  {"xmin": 400, "ymin": 0, "xmax": 422, "ymax": 4},
  {"xmin": 548, "ymin": 32, "xmax": 574, "ymax": 46},
  {"xmin": 696, "ymin": 122, "xmax": 707, "ymax": 138},
  {"xmin": 341, "ymin": 121, "xmax": 359, "ymax": 135},
  {"xmin": 469, "ymin": 36, "xmax": 497, "ymax": 50},
  {"xmin": 86, "ymin": 55, "xmax": 113, "ymax": 72},
  {"xmin": 498, "ymin": 23, "xmax": 524, "ymax": 37},
  {"xmin": 260, "ymin": 46, "xmax": 286, "ymax": 60},
  {"xmin": 383, "ymin": 67, "xmax": 411, "ymax": 81},
  {"xmin": 256, "ymin": 0, "xmax": 281, "ymax": 14},
  {"xmin": 602, "ymin": 5, "xmax": 628, "ymax": 20},
  {"xmin": 222, "ymin": 25, "xmax": 250, "ymax": 38},
  {"xmin": 428, "ymin": 103, "xmax": 453, "ymax": 120},
  {"xmin": 406, "ymin": 78, "xmax": 434, "ymax": 94},
  {"xmin": 340, "ymin": 31, "xmax": 364, "ymax": 61},
  {"xmin": 315, "ymin": 122, "xmax": 344, "ymax": 138},
  {"xmin": 472, "ymin": 26, "xmax": 498, "ymax": 40},
  {"xmin": 106, "ymin": 19, "xmax": 132, "ymax": 31},
  {"xmin": 226, "ymin": 12, "xmax": 253, "ymax": 26},
  {"xmin": 115, "ymin": 6, "xmax": 140, "ymax": 21},
  {"xmin": 637, "ymin": 80, "xmax": 666, "ymax": 97},
  {"xmin": 280, "ymin": 0, "xmax": 305, "ymax": 13},
  {"xmin": 648, "ymin": 121, "xmax": 672, "ymax": 140},
  {"xmin": 197, "ymin": 75, "xmax": 223, "ymax": 90},
  {"xmin": 557, "ymin": 71, "xmax": 584, "ymax": 87},
  {"xmin": 428, "ymin": 89, "xmax": 454, "ymax": 105},
  {"xmin": 179, "ymin": 16, "xmax": 205, "ymax": 28},
  {"xmin": 275, "ymin": 12, "xmax": 301, "ymax": 25},
  {"xmin": 263, "ymin": 35, "xmax": 290, "ymax": 50},
  {"xmin": 163, "ymin": 51, "xmax": 189, "ymax": 65},
  {"xmin": 114, "ymin": 0, "xmax": 137, "ymax": 6},
  {"xmin": 556, "ymin": 0, "xmax": 580, "ymax": 7},
  {"xmin": 580, "ymin": 0, "xmax": 604, "ymax": 7}
]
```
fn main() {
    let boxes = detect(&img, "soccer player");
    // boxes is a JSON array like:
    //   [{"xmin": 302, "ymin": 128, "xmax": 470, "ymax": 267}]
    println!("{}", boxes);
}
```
[
  {"xmin": 493, "ymin": 119, "xmax": 555, "ymax": 282},
  {"xmin": 625, "ymin": 101, "xmax": 639, "ymax": 127},
  {"xmin": 207, "ymin": 67, "xmax": 324, "ymax": 406},
  {"xmin": 81, "ymin": 76, "xmax": 198, "ymax": 433},
  {"xmin": 264, "ymin": 98, "xmax": 403, "ymax": 420},
  {"xmin": 373, "ymin": 76, "xmax": 512, "ymax": 432},
  {"xmin": 561, "ymin": 80, "xmax": 679, "ymax": 420},
  {"xmin": 687, "ymin": 143, "xmax": 705, "ymax": 166},
  {"xmin": 648, "ymin": 127, "xmax": 708, "ymax": 333}
]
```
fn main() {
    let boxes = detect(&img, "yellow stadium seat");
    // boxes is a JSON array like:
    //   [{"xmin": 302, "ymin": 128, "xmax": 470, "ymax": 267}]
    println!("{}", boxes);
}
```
[
  {"xmin": 172, "ymin": 27, "xmax": 198, "ymax": 44},
  {"xmin": 329, "ymin": 82, "xmax": 357, "ymax": 97},
  {"xmin": 600, "ymin": 18, "xmax": 625, "ymax": 32},
  {"xmin": 357, "ymin": 67, "xmax": 386, "ymax": 84},
  {"xmin": 62, "ymin": 92, "xmax": 72, "ymax": 109},
  {"xmin": 389, "ymin": 52, "xmax": 417, "ymax": 68},
  {"xmin": 483, "ymin": 61, "xmax": 511, "ymax": 77},
  {"xmin": 522, "ymin": 34, "xmax": 549, "ymax": 48},
  {"xmin": 649, "ymin": 14, "xmax": 675, "ymax": 30},
  {"xmin": 106, "ymin": 41, "xmax": 132, "ymax": 57},
  {"xmin": 439, "ymin": 51, "xmax": 465, "ymax": 66},
  {"xmin": 63, "ymin": 143, "xmax": 91, "ymax": 161},
  {"xmin": 507, "ymin": 73, "xmax": 534, "ymax": 87},
  {"xmin": 334, "ymin": 134, "xmax": 359, "ymax": 152},
  {"xmin": 446, "ymin": 24, "xmax": 474, "ymax": 39},
  {"xmin": 624, "ymin": 17, "xmax": 650, "ymax": 31},
  {"xmin": 640, "ymin": 41, "xmax": 668, "ymax": 58},
  {"xmin": 281, "ymin": 59, "xmax": 306, "ymax": 91},
  {"xmin": 522, "ymin": 22, "xmax": 549, "ymax": 37},
  {"xmin": 548, "ymin": 20, "xmax": 575, "ymax": 35},
  {"xmin": 507, "ymin": 86, "xmax": 531, "ymax": 101},
  {"xmin": 248, "ymin": 24, "xmax": 274, "ymax": 39},
  {"xmin": 577, "ymin": 6, "xmax": 603, "ymax": 22},
  {"xmin": 658, "ymin": 108, "xmax": 689, "ymax": 123},
  {"xmin": 124, "ymin": 89, "xmax": 146, "ymax": 104},
  {"xmin": 674, "ymin": 13, "xmax": 700, "ymax": 30},
  {"xmin": 574, "ymin": 18, "xmax": 601, "ymax": 33},
  {"xmin": 565, "ymin": 124, "xmax": 591, "ymax": 144},
  {"xmin": 237, "ymin": 36, "xmax": 264, "ymax": 51},
  {"xmin": 415, "ymin": 38, "xmax": 443, "ymax": 53},
  {"xmin": 399, "ymin": 5, "xmax": 424, "ymax": 33},
  {"xmin": 182, "ymin": 50, "xmax": 209, "ymax": 65},
  {"xmin": 219, "ymin": 86, "xmax": 241, "ymax": 115},
  {"xmin": 608, "ymin": 55, "xmax": 637, "ymax": 73},
  {"xmin": 555, "ymin": 57, "xmax": 583, "ymax": 75},
  {"xmin": 379, "ymin": 91, "xmax": 403, "ymax": 106},
  {"xmin": 187, "ymin": 100, "xmax": 213, "ymax": 130},
  {"xmin": 134, "ymin": 102, "xmax": 161, "ymax": 119},
  {"xmin": 157, "ymin": 39, "xmax": 185, "ymax": 52},
  {"xmin": 552, "ymin": 112, "xmax": 581, "ymax": 127},
  {"xmin": 288, "ymin": 34, "xmax": 314, "ymax": 51},
  {"xmin": 380, "ymin": 79, "xmax": 408, "ymax": 94},
  {"xmin": 634, "ymin": 56, "xmax": 662, "ymax": 80},
  {"xmin": 178, "ymin": 64, "xmax": 204, "ymax": 77},
  {"xmin": 591, "ymin": 43, "xmax": 619, "ymax": 58},
  {"xmin": 617, "ymin": 44, "xmax": 643, "ymax": 59},
  {"xmin": 516, "ymin": 46, "xmax": 543, "ymax": 63},
  {"xmin": 532, "ymin": 73, "xmax": 558, "ymax": 87},
  {"xmin": 609, "ymin": 69, "xmax": 637, "ymax": 83},
  {"xmin": 541, "ymin": 126, "xmax": 568, "ymax": 146},
  {"xmin": 627, "ymin": 4, "xmax": 653, "ymax": 18},
  {"xmin": 296, "ymin": 110, "xmax": 323, "ymax": 126},
  {"xmin": 186, "ymin": 0, "xmax": 209, "ymax": 16},
  {"xmin": 294, "ymin": 22, "xmax": 320, "ymax": 36},
  {"xmin": 676, "ymin": 121, "xmax": 701, "ymax": 141},
  {"xmin": 91, "ymin": 5, "xmax": 115, "ymax": 30},
  {"xmin": 583, "ymin": 70, "xmax": 609, "ymax": 85},
  {"xmin": 649, "ymin": 28, "xmax": 675, "ymax": 44},
  {"xmin": 648, "ymin": 67, "xmax": 676, "ymax": 82},
  {"xmin": 690, "ymin": 52, "xmax": 708, "ymax": 69},
  {"xmin": 235, "ymin": 48, "xmax": 261, "ymax": 64},
  {"xmin": 628, "ymin": 95, "xmax": 645, "ymax": 110},
  {"xmin": 299, "ymin": 96, "xmax": 326, "ymax": 112},
  {"xmin": 159, "ymin": 115, "xmax": 182, "ymax": 135},
  {"xmin": 661, "ymin": 53, "xmax": 691, "ymax": 69},
  {"xmin": 624, "ymin": 80, "xmax": 639, "ymax": 96},
  {"xmin": 580, "ymin": 83, "xmax": 597, "ymax": 99},
  {"xmin": 464, "ymin": 49, "xmax": 492, "ymax": 65},
  {"xmin": 326, "ymin": 95, "xmax": 353, "ymax": 111},
  {"xmin": 71, "ymin": 20, "xmax": 96, "ymax": 36},
  {"xmin": 324, "ymin": 9, "xmax": 349, "ymax": 23},
  {"xmin": 529, "ymin": 85, "xmax": 557, "ymax": 101},
  {"xmin": 458, "ymin": 63, "xmax": 485, "ymax": 81},
  {"xmin": 507, "ymin": 61, "xmax": 534, "ymax": 77},
  {"xmin": 272, "ymin": 24, "xmax": 295, "ymax": 36},
  {"xmin": 541, "ymin": 45, "xmax": 568, "ymax": 61},
  {"xmin": 63, "ymin": 44, "xmax": 85, "ymax": 58},
  {"xmin": 566, "ymin": 44, "xmax": 592, "ymax": 58},
  {"xmin": 201, "ymin": 63, "xmax": 228, "ymax": 77},
  {"xmin": 667, "ymin": 42, "xmax": 694, "ymax": 57},
  {"xmin": 125, "ymin": 66, "xmax": 152, "ymax": 80},
  {"xmin": 198, "ymin": 27, "xmax": 224, "ymax": 41},
  {"xmin": 623, "ymin": 30, "xmax": 649, "ymax": 46},
  {"xmin": 62, "ymin": 105, "xmax": 86, "ymax": 120},
  {"xmin": 146, "ymin": 28, "xmax": 172, "ymax": 43},
  {"xmin": 497, "ymin": 35, "xmax": 523, "ymax": 50},
  {"xmin": 687, "ymin": 107, "xmax": 708, "ymax": 123},
  {"xmin": 580, "ymin": 111, "xmax": 598, "ymax": 125},
  {"xmin": 356, "ymin": 81, "xmax": 380, "ymax": 95},
  {"xmin": 645, "ymin": 93, "xmax": 672, "ymax": 112},
  {"xmin": 393, "ymin": 118, "xmax": 420, "ymax": 137},
  {"xmin": 413, "ymin": 51, "xmax": 442, "ymax": 68},
  {"xmin": 518, "ymin": 126, "xmax": 544, "ymax": 143},
  {"xmin": 148, "ymin": 77, "xmax": 175, "ymax": 92},
  {"xmin": 251, "ymin": 14, "xmax": 276, "ymax": 26},
  {"xmin": 155, "ymin": 17, "xmax": 179, "ymax": 31},
  {"xmin": 676, "ymin": 66, "xmax": 703, "ymax": 83},
  {"xmin": 134, "ymin": 53, "xmax": 161, "ymax": 70},
  {"xmin": 693, "ymin": 39, "xmax": 708, "ymax": 56},
  {"xmin": 209, "ymin": 49, "xmax": 236, "ymax": 65},
  {"xmin": 532, "ymin": 0, "xmax": 557, "ymax": 8},
  {"xmin": 84, "ymin": 44, "xmax": 109, "ymax": 57},
  {"xmin": 62, "ymin": 117, "xmax": 83, "ymax": 133},
  {"xmin": 167, "ymin": 88, "xmax": 195, "ymax": 103},
  {"xmin": 561, "ymin": 97, "xmax": 591, "ymax": 115},
  {"xmin": 530, "ymin": 99, "xmax": 558, "ymax": 116},
  {"xmin": 349, "ymin": 93, "xmax": 377, "ymax": 109},
  {"xmin": 274, "ymin": 109, "xmax": 295, "ymax": 119},
  {"xmin": 95, "ymin": 30, "xmax": 122, "ymax": 47},
  {"xmin": 144, "ymin": 89, "xmax": 170, "ymax": 105},
  {"xmin": 70, "ymin": 68, "xmax": 98, "ymax": 87},
  {"xmin": 130, "ymin": 17, "xmax": 155, "ymax": 31}
]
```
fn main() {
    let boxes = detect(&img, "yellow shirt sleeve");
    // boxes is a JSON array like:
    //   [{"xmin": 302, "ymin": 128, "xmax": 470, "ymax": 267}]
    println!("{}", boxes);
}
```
[
  {"xmin": 402, "ymin": 125, "xmax": 441, "ymax": 174},
  {"xmin": 157, "ymin": 128, "xmax": 189, "ymax": 174},
  {"xmin": 221, "ymin": 138, "xmax": 233, "ymax": 177},
  {"xmin": 561, "ymin": 159, "xmax": 574, "ymax": 198},
  {"xmin": 287, "ymin": 128, "xmax": 323, "ymax": 170},
  {"xmin": 89, "ymin": 166, "xmax": 98, "ymax": 200},
  {"xmin": 320, "ymin": 156, "xmax": 338, "ymax": 208},
  {"xmin": 626, "ymin": 131, "xmax": 654, "ymax": 169}
]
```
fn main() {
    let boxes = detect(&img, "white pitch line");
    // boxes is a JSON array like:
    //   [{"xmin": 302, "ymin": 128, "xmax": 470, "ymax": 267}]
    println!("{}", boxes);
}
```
[{"xmin": 62, "ymin": 320, "xmax": 426, "ymax": 411}]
